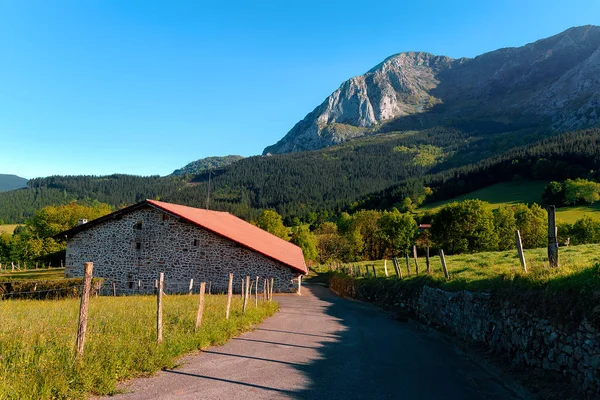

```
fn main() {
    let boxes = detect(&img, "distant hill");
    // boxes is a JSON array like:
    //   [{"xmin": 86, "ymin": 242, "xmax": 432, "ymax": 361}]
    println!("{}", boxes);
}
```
[
  {"xmin": 265, "ymin": 25, "xmax": 600, "ymax": 154},
  {"xmin": 171, "ymin": 155, "xmax": 244, "ymax": 176},
  {"xmin": 0, "ymin": 174, "xmax": 27, "ymax": 192}
]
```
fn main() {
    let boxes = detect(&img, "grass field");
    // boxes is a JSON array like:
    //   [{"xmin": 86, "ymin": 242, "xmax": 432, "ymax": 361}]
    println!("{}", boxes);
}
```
[
  {"xmin": 0, "ymin": 294, "xmax": 278, "ymax": 399},
  {"xmin": 0, "ymin": 224, "xmax": 19, "ymax": 234},
  {"xmin": 419, "ymin": 180, "xmax": 600, "ymax": 223},
  {"xmin": 315, "ymin": 243, "xmax": 600, "ymax": 293},
  {"xmin": 0, "ymin": 268, "xmax": 65, "ymax": 280}
]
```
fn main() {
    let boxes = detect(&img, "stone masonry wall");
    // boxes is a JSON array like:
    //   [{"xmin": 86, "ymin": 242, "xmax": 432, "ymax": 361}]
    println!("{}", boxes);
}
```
[
  {"xmin": 65, "ymin": 206, "xmax": 300, "ymax": 294},
  {"xmin": 413, "ymin": 286, "xmax": 600, "ymax": 398}
]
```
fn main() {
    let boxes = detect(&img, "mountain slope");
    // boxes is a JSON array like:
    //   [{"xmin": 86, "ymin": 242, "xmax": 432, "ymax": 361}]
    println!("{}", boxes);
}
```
[
  {"xmin": 0, "ymin": 174, "xmax": 27, "ymax": 192},
  {"xmin": 264, "ymin": 25, "xmax": 600, "ymax": 154},
  {"xmin": 171, "ymin": 155, "xmax": 244, "ymax": 176}
]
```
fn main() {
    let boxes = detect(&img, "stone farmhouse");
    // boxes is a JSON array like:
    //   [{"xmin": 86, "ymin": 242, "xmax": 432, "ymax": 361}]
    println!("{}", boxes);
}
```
[{"xmin": 58, "ymin": 200, "xmax": 307, "ymax": 294}]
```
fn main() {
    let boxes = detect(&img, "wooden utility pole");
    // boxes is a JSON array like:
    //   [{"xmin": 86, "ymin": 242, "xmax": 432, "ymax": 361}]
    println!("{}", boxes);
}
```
[
  {"xmin": 439, "ymin": 250, "xmax": 450, "ymax": 280},
  {"xmin": 75, "ymin": 262, "xmax": 94, "ymax": 359},
  {"xmin": 195, "ymin": 282, "xmax": 206, "ymax": 331},
  {"xmin": 226, "ymin": 273, "xmax": 233, "ymax": 319},
  {"xmin": 157, "ymin": 272, "xmax": 164, "ymax": 344},
  {"xmin": 515, "ymin": 230, "xmax": 527, "ymax": 272},
  {"xmin": 547, "ymin": 205, "xmax": 559, "ymax": 268},
  {"xmin": 413, "ymin": 245, "xmax": 419, "ymax": 275},
  {"xmin": 426, "ymin": 247, "xmax": 431, "ymax": 274},
  {"xmin": 243, "ymin": 276, "xmax": 250, "ymax": 314}
]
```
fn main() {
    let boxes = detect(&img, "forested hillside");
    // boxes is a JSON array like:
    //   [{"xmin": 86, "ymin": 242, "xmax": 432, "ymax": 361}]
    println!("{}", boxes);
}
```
[
  {"xmin": 2, "ymin": 127, "xmax": 600, "ymax": 225},
  {"xmin": 0, "ymin": 174, "xmax": 27, "ymax": 192}
]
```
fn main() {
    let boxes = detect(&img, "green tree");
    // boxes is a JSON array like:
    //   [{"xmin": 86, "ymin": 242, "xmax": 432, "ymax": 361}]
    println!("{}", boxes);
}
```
[
  {"xmin": 493, "ymin": 205, "xmax": 517, "ymax": 251},
  {"xmin": 571, "ymin": 216, "xmax": 600, "ymax": 245},
  {"xmin": 315, "ymin": 222, "xmax": 350, "ymax": 263},
  {"xmin": 257, "ymin": 210, "xmax": 289, "ymax": 240},
  {"xmin": 431, "ymin": 200, "xmax": 498, "ymax": 254},
  {"xmin": 513, "ymin": 203, "xmax": 547, "ymax": 248},
  {"xmin": 290, "ymin": 226, "xmax": 318, "ymax": 263},
  {"xmin": 563, "ymin": 178, "xmax": 600, "ymax": 205},
  {"xmin": 377, "ymin": 210, "xmax": 418, "ymax": 257},
  {"xmin": 542, "ymin": 181, "xmax": 565, "ymax": 206}
]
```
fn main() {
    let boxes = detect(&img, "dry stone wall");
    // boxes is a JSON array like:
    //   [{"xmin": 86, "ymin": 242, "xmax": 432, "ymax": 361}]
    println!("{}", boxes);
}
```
[
  {"xmin": 414, "ymin": 287, "xmax": 600, "ymax": 399},
  {"xmin": 65, "ymin": 206, "xmax": 299, "ymax": 294}
]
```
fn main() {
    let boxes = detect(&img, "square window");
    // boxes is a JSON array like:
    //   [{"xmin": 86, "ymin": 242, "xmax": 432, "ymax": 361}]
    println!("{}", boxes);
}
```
[
  {"xmin": 135, "ymin": 242, "xmax": 142, "ymax": 250},
  {"xmin": 193, "ymin": 239, "xmax": 200, "ymax": 247},
  {"xmin": 134, "ymin": 221, "xmax": 143, "ymax": 230}
]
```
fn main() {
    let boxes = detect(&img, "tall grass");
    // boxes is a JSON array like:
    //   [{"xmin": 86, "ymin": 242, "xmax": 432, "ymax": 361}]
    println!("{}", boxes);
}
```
[{"xmin": 0, "ymin": 294, "xmax": 278, "ymax": 399}]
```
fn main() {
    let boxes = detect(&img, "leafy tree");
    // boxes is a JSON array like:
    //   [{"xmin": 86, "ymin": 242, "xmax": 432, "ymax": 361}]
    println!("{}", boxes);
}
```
[
  {"xmin": 256, "ymin": 210, "xmax": 289, "ymax": 240},
  {"xmin": 563, "ymin": 178, "xmax": 600, "ymax": 205},
  {"xmin": 493, "ymin": 205, "xmax": 517, "ymax": 251},
  {"xmin": 431, "ymin": 200, "xmax": 498, "ymax": 254},
  {"xmin": 377, "ymin": 210, "xmax": 418, "ymax": 257},
  {"xmin": 290, "ymin": 227, "xmax": 318, "ymax": 263},
  {"xmin": 542, "ymin": 181, "xmax": 565, "ymax": 206},
  {"xmin": 571, "ymin": 216, "xmax": 600, "ymax": 245},
  {"xmin": 513, "ymin": 203, "xmax": 547, "ymax": 248},
  {"xmin": 348, "ymin": 210, "xmax": 384, "ymax": 260},
  {"xmin": 26, "ymin": 202, "xmax": 113, "ymax": 238},
  {"xmin": 315, "ymin": 222, "xmax": 350, "ymax": 263}
]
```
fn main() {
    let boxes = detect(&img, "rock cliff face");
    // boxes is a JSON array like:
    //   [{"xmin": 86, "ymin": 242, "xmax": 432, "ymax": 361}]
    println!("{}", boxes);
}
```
[{"xmin": 264, "ymin": 25, "xmax": 600, "ymax": 154}]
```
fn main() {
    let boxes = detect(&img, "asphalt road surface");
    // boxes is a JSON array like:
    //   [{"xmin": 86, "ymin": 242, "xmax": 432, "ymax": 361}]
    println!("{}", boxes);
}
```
[{"xmin": 108, "ymin": 285, "xmax": 526, "ymax": 400}]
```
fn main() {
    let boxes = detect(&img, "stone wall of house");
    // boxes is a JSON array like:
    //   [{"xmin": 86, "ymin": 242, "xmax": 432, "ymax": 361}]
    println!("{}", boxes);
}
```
[
  {"xmin": 65, "ymin": 206, "xmax": 300, "ymax": 294},
  {"xmin": 414, "ymin": 287, "xmax": 600, "ymax": 399}
]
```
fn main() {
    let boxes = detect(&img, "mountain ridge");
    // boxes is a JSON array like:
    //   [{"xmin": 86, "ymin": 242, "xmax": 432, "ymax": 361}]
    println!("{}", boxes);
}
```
[
  {"xmin": 264, "ymin": 25, "xmax": 600, "ymax": 154},
  {"xmin": 0, "ymin": 174, "xmax": 27, "ymax": 192}
]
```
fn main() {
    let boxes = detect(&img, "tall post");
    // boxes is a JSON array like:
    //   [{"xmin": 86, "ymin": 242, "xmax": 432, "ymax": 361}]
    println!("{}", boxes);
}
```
[
  {"xmin": 226, "ymin": 273, "xmax": 233, "ymax": 319},
  {"xmin": 405, "ymin": 253, "xmax": 411, "ymax": 276},
  {"xmin": 157, "ymin": 272, "xmax": 164, "ymax": 344},
  {"xmin": 426, "ymin": 246, "xmax": 431, "ymax": 274},
  {"xmin": 243, "ymin": 276, "xmax": 250, "ymax": 314},
  {"xmin": 515, "ymin": 230, "xmax": 528, "ymax": 272},
  {"xmin": 547, "ymin": 205, "xmax": 559, "ymax": 268},
  {"xmin": 195, "ymin": 282, "xmax": 206, "ymax": 331},
  {"xmin": 75, "ymin": 262, "xmax": 93, "ymax": 359},
  {"xmin": 439, "ymin": 250, "xmax": 450, "ymax": 280},
  {"xmin": 413, "ymin": 245, "xmax": 419, "ymax": 275}
]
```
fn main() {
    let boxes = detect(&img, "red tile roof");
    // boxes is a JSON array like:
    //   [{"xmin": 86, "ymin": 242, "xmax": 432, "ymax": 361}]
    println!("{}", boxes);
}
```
[{"xmin": 147, "ymin": 200, "xmax": 307, "ymax": 274}]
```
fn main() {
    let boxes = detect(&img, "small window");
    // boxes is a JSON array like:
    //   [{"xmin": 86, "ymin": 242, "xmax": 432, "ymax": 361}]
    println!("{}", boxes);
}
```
[
  {"xmin": 135, "ymin": 242, "xmax": 142, "ymax": 250},
  {"xmin": 193, "ymin": 239, "xmax": 200, "ymax": 247},
  {"xmin": 134, "ymin": 220, "xmax": 143, "ymax": 230},
  {"xmin": 162, "ymin": 214, "xmax": 169, "ymax": 221}
]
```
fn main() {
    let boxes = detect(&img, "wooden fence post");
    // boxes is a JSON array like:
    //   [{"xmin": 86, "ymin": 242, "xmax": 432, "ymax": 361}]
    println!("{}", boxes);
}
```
[
  {"xmin": 157, "ymin": 272, "xmax": 164, "ymax": 343},
  {"xmin": 243, "ymin": 276, "xmax": 250, "ymax": 314},
  {"xmin": 515, "ymin": 230, "xmax": 527, "ymax": 272},
  {"xmin": 263, "ymin": 278, "xmax": 267, "ymax": 302},
  {"xmin": 392, "ymin": 257, "xmax": 402, "ymax": 279},
  {"xmin": 297, "ymin": 275, "xmax": 302, "ymax": 295},
  {"xmin": 269, "ymin": 278, "xmax": 275, "ymax": 302},
  {"xmin": 439, "ymin": 250, "xmax": 450, "ymax": 280},
  {"xmin": 372, "ymin": 265, "xmax": 377, "ymax": 278},
  {"xmin": 426, "ymin": 246, "xmax": 431, "ymax": 274},
  {"xmin": 226, "ymin": 273, "xmax": 233, "ymax": 319},
  {"xmin": 241, "ymin": 279, "xmax": 245, "ymax": 299},
  {"xmin": 137, "ymin": 279, "xmax": 141, "ymax": 292},
  {"xmin": 195, "ymin": 282, "xmax": 206, "ymax": 331},
  {"xmin": 75, "ymin": 262, "xmax": 93, "ymax": 359},
  {"xmin": 189, "ymin": 278, "xmax": 194, "ymax": 295},
  {"xmin": 255, "ymin": 276, "xmax": 259, "ymax": 305},
  {"xmin": 547, "ymin": 205, "xmax": 559, "ymax": 268},
  {"xmin": 405, "ymin": 253, "xmax": 411, "ymax": 276},
  {"xmin": 112, "ymin": 281, "xmax": 116, "ymax": 296},
  {"xmin": 413, "ymin": 245, "xmax": 419, "ymax": 275},
  {"xmin": 208, "ymin": 281, "xmax": 212, "ymax": 295},
  {"xmin": 384, "ymin": 260, "xmax": 389, "ymax": 277}
]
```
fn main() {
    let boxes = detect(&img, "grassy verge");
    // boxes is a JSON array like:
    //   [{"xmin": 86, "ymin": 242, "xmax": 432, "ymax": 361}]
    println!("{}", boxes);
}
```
[
  {"xmin": 319, "ymin": 243, "xmax": 600, "ymax": 329},
  {"xmin": 0, "ymin": 294, "xmax": 278, "ymax": 399},
  {"xmin": 0, "ymin": 268, "xmax": 65, "ymax": 280}
]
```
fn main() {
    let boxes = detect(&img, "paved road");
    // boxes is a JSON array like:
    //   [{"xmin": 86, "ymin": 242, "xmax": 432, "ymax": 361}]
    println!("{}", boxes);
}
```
[{"xmin": 110, "ymin": 285, "xmax": 525, "ymax": 400}]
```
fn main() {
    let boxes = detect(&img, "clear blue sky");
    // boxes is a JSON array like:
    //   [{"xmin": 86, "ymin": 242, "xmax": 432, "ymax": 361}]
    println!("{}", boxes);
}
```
[{"xmin": 1, "ymin": 0, "xmax": 599, "ymax": 178}]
